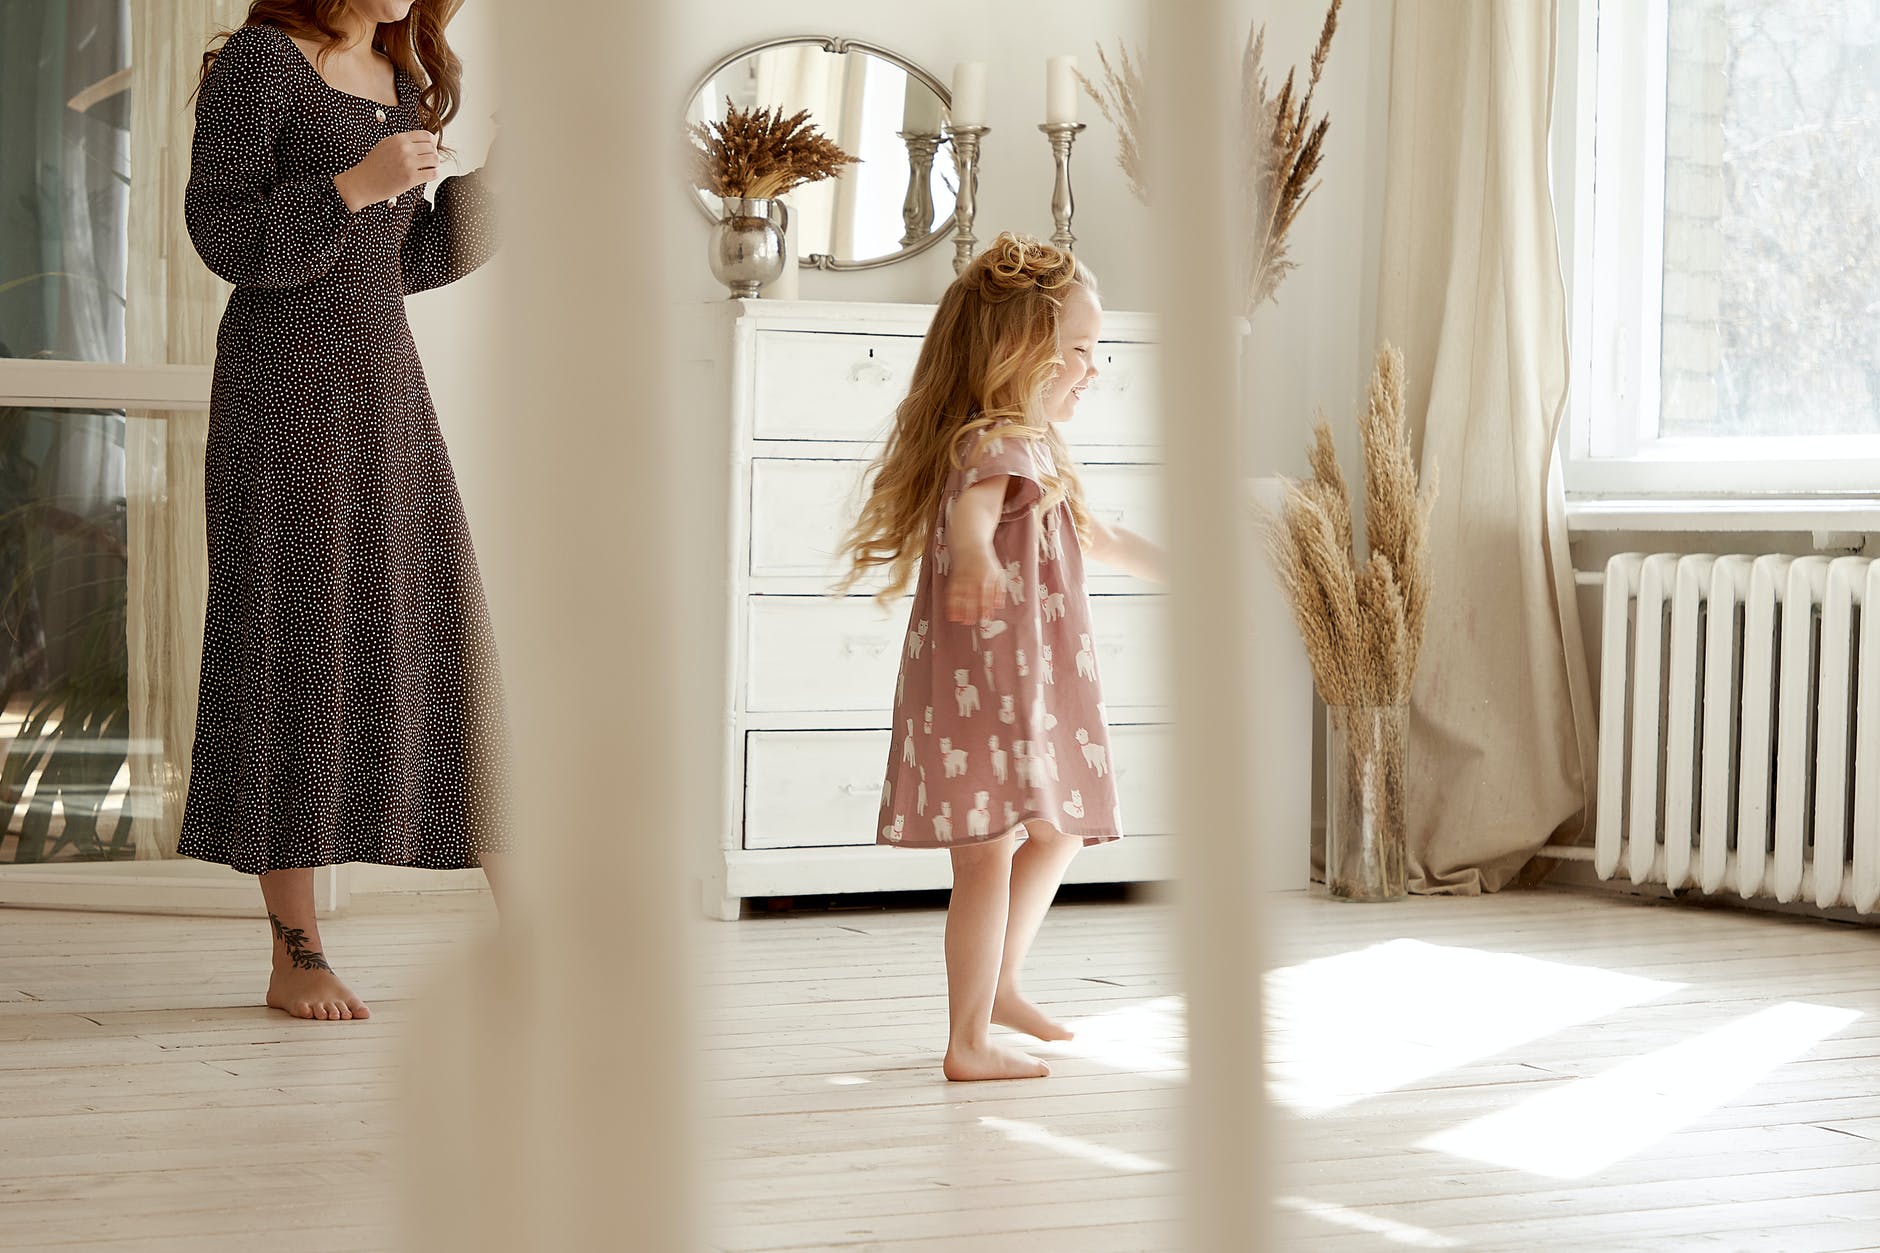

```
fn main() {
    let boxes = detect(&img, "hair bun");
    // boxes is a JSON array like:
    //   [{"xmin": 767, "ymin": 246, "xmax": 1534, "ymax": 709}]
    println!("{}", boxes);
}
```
[{"xmin": 966, "ymin": 232, "xmax": 1077, "ymax": 298}]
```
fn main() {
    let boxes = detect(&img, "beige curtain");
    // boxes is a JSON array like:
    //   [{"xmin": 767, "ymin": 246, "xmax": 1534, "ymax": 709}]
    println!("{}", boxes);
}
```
[
  {"xmin": 123, "ymin": 0, "xmax": 239, "ymax": 857},
  {"xmin": 1376, "ymin": 0, "xmax": 1597, "ymax": 892}
]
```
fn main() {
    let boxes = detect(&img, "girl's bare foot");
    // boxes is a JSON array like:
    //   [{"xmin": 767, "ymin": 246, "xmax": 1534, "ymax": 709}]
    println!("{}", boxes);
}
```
[
  {"xmin": 944, "ymin": 1040, "xmax": 1051, "ymax": 1081},
  {"xmin": 992, "ymin": 992, "xmax": 1075, "ymax": 1042},
  {"xmin": 267, "ymin": 967, "xmax": 372, "ymax": 1021}
]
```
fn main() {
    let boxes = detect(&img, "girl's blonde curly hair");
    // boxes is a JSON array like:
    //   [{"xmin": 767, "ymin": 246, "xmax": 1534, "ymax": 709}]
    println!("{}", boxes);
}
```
[{"xmin": 838, "ymin": 233, "xmax": 1098, "ymax": 603}]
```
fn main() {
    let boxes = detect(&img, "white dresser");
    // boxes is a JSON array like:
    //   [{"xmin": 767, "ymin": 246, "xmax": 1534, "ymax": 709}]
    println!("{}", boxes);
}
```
[{"xmin": 684, "ymin": 299, "xmax": 1178, "ymax": 920}]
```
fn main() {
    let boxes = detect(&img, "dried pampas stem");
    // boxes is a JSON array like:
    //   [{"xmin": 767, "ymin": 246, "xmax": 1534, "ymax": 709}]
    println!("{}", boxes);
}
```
[{"xmin": 1260, "ymin": 340, "xmax": 1434, "ymax": 711}]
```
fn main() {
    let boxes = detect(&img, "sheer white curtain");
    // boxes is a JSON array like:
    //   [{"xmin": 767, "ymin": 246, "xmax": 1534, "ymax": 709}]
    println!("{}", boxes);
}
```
[
  {"xmin": 123, "ymin": 0, "xmax": 241, "ymax": 857},
  {"xmin": 1376, "ymin": 0, "xmax": 1598, "ymax": 892}
]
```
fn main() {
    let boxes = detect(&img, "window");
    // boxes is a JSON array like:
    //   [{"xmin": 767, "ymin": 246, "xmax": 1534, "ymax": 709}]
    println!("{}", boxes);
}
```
[{"xmin": 1562, "ymin": 0, "xmax": 1880, "ymax": 495}]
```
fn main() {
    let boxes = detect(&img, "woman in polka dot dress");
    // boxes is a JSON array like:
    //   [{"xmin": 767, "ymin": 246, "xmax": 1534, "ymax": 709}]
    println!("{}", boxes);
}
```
[
  {"xmin": 182, "ymin": 0, "xmax": 509, "ymax": 1021},
  {"xmin": 841, "ymin": 235, "xmax": 1167, "ymax": 1081}
]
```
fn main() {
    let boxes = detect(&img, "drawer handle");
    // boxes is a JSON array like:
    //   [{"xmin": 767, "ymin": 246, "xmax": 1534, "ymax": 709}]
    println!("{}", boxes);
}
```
[
  {"xmin": 842, "ymin": 635, "xmax": 893, "ymax": 657},
  {"xmin": 850, "ymin": 361, "xmax": 894, "ymax": 386},
  {"xmin": 842, "ymin": 782, "xmax": 884, "ymax": 796}
]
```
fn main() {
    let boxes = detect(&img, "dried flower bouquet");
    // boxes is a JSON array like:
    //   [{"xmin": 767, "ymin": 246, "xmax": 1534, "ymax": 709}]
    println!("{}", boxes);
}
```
[
  {"xmin": 687, "ymin": 100, "xmax": 859, "ymax": 203},
  {"xmin": 1264, "ymin": 345, "xmax": 1436, "ymax": 896}
]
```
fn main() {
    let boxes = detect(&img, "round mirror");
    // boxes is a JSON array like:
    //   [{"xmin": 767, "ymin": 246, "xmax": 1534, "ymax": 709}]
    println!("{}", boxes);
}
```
[{"xmin": 685, "ymin": 37, "xmax": 957, "ymax": 271}]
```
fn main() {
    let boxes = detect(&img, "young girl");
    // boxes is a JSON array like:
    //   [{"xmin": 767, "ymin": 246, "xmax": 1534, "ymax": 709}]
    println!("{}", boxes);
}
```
[
  {"xmin": 842, "ymin": 233, "xmax": 1166, "ymax": 1081},
  {"xmin": 182, "ymin": 0, "xmax": 508, "ymax": 1021}
]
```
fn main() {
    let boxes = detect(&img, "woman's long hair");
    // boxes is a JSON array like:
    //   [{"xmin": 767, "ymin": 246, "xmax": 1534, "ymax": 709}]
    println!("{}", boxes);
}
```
[
  {"xmin": 199, "ymin": 0, "xmax": 466, "ymax": 140},
  {"xmin": 839, "ymin": 233, "xmax": 1098, "ymax": 604}
]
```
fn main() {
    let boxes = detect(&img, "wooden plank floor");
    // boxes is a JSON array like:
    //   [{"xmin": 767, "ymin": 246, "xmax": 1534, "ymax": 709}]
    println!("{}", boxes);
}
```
[{"xmin": 2, "ymin": 887, "xmax": 1877, "ymax": 1250}]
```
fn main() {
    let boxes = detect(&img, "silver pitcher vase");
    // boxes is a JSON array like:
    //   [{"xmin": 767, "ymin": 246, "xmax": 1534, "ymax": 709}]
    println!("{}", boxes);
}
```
[{"xmin": 710, "ymin": 197, "xmax": 788, "ymax": 298}]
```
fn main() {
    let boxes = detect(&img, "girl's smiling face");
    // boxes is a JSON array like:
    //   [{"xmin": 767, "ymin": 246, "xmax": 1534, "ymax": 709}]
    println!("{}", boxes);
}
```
[{"xmin": 1043, "ymin": 283, "xmax": 1103, "ymax": 423}]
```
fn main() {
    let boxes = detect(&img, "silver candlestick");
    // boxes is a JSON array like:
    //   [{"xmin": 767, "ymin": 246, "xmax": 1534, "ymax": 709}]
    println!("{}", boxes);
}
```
[
  {"xmin": 946, "ymin": 124, "xmax": 988, "ymax": 275},
  {"xmin": 897, "ymin": 131, "xmax": 944, "ymax": 247},
  {"xmin": 1038, "ymin": 121, "xmax": 1087, "ymax": 252}
]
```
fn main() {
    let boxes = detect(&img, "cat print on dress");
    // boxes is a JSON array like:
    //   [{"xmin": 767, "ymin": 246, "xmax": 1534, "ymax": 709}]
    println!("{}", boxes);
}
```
[
  {"xmin": 1040, "ymin": 644, "xmax": 1054, "ymax": 685},
  {"xmin": 998, "ymin": 695, "xmax": 1016, "ymax": 724},
  {"xmin": 885, "ymin": 813, "xmax": 906, "ymax": 842},
  {"xmin": 1012, "ymin": 740, "xmax": 1035, "ymax": 789},
  {"xmin": 1043, "ymin": 589, "xmax": 1067, "ymax": 623},
  {"xmin": 940, "ymin": 738, "xmax": 968, "ymax": 778},
  {"xmin": 989, "ymin": 736, "xmax": 1008, "ymax": 785},
  {"xmin": 923, "ymin": 705, "xmax": 935, "ymax": 735},
  {"xmin": 907, "ymin": 619, "xmax": 929, "ymax": 659},
  {"xmin": 935, "ymin": 522, "xmax": 951, "ymax": 576},
  {"xmin": 1076, "ymin": 634, "xmax": 1098, "ymax": 681},
  {"xmin": 1076, "ymin": 728, "xmax": 1109, "ymax": 777},
  {"xmin": 979, "ymin": 619, "xmax": 1010, "ymax": 641},
  {"xmin": 1017, "ymin": 648, "xmax": 1030, "ymax": 678},
  {"xmin": 1062, "ymin": 790, "xmax": 1085, "ymax": 819},
  {"xmin": 917, "ymin": 767, "xmax": 928, "ymax": 816},
  {"xmin": 932, "ymin": 802, "xmax": 954, "ymax": 843},
  {"xmin": 902, "ymin": 720, "xmax": 916, "ymax": 767}
]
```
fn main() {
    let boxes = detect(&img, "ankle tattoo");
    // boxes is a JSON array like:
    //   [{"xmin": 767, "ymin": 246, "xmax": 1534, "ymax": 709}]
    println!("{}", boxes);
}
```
[{"xmin": 268, "ymin": 912, "xmax": 333, "ymax": 972}]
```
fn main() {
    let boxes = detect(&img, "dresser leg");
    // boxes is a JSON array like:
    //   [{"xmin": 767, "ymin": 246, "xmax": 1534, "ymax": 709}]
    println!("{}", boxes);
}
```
[{"xmin": 702, "ymin": 882, "xmax": 742, "ymax": 921}]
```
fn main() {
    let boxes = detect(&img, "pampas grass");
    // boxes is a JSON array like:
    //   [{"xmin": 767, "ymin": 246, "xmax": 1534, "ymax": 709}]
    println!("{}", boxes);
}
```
[
  {"xmin": 1267, "ymin": 342, "xmax": 1431, "ymax": 898},
  {"xmin": 1243, "ymin": 0, "xmax": 1339, "ymax": 314},
  {"xmin": 1075, "ymin": 44, "xmax": 1150, "ymax": 206},
  {"xmin": 687, "ymin": 101, "xmax": 859, "ymax": 201},
  {"xmin": 1265, "ymin": 343, "xmax": 1436, "ymax": 709}
]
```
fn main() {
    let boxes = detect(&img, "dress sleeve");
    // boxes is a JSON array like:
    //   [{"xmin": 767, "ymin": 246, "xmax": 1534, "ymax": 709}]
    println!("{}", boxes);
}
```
[
  {"xmin": 401, "ymin": 170, "xmax": 498, "ymax": 295},
  {"xmin": 185, "ymin": 25, "xmax": 363, "ymax": 289},
  {"xmin": 950, "ymin": 426, "xmax": 1045, "ymax": 521}
]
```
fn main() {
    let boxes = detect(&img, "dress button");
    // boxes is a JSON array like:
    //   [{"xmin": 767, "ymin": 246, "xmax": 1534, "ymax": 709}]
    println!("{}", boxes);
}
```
[{"xmin": 375, "ymin": 108, "xmax": 387, "ymax": 122}]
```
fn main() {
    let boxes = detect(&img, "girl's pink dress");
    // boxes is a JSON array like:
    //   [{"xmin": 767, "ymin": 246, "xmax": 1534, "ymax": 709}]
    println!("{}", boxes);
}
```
[{"xmin": 877, "ymin": 428, "xmax": 1121, "ymax": 848}]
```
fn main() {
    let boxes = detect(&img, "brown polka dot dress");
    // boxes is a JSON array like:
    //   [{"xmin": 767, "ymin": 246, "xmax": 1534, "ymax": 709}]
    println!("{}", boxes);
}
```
[
  {"xmin": 878, "ymin": 426, "xmax": 1121, "ymax": 848},
  {"xmin": 177, "ymin": 23, "xmax": 511, "ymax": 874}
]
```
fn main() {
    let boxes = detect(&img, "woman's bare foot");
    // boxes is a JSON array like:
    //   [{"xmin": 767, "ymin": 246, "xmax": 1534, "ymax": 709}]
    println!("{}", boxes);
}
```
[
  {"xmin": 944, "ymin": 1039, "xmax": 1051, "ymax": 1081},
  {"xmin": 992, "ymin": 992, "xmax": 1075, "ymax": 1042},
  {"xmin": 267, "ymin": 966, "xmax": 371, "ymax": 1021}
]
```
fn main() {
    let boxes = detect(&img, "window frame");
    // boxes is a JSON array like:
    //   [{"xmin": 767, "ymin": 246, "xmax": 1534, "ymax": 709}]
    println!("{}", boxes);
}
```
[{"xmin": 1559, "ymin": 0, "xmax": 1880, "ymax": 497}]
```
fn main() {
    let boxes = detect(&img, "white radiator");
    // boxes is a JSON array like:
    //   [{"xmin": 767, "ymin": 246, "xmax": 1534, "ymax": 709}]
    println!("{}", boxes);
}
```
[{"xmin": 1597, "ymin": 552, "xmax": 1880, "ymax": 913}]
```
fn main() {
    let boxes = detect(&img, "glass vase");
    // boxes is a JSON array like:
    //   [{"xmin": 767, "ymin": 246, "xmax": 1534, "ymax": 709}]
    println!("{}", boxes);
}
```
[{"xmin": 1325, "ymin": 703, "xmax": 1409, "ymax": 902}]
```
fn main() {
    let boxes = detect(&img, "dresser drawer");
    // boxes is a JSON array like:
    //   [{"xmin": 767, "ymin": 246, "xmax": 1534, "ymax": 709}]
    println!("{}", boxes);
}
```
[
  {"xmin": 747, "ymin": 596, "xmax": 906, "ymax": 713},
  {"xmin": 1067, "ymin": 341, "xmax": 1163, "ymax": 449},
  {"xmin": 752, "ymin": 331, "xmax": 920, "ymax": 441},
  {"xmin": 1086, "ymin": 596, "xmax": 1172, "ymax": 711},
  {"xmin": 1109, "ymin": 723, "xmax": 1175, "ymax": 835},
  {"xmin": 749, "ymin": 458, "xmax": 1165, "ymax": 582},
  {"xmin": 744, "ymin": 730, "xmax": 889, "ymax": 849}
]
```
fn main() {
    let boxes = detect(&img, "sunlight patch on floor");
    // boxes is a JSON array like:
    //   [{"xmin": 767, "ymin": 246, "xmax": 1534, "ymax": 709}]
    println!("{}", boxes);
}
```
[
  {"xmin": 1049, "ymin": 994, "xmax": 1186, "ymax": 1076},
  {"xmin": 978, "ymin": 1116, "xmax": 1170, "ymax": 1174},
  {"xmin": 1421, "ymin": 1000, "xmax": 1863, "ymax": 1177},
  {"xmin": 1276, "ymin": 1195, "xmax": 1464, "ymax": 1247},
  {"xmin": 1267, "ymin": 940, "xmax": 1684, "ymax": 1113}
]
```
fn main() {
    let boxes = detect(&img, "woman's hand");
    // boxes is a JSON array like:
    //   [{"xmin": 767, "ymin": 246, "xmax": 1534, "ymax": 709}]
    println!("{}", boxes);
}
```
[
  {"xmin": 946, "ymin": 545, "xmax": 1006, "ymax": 625},
  {"xmin": 333, "ymin": 131, "xmax": 440, "ymax": 211}
]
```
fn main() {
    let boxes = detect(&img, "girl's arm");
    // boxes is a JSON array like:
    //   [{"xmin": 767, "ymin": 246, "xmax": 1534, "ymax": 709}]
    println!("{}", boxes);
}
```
[
  {"xmin": 1083, "ymin": 514, "xmax": 1168, "ymax": 584},
  {"xmin": 943, "ymin": 475, "xmax": 1010, "ymax": 623}
]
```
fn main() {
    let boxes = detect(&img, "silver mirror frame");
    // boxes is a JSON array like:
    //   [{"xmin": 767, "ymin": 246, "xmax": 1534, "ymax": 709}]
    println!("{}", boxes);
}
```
[{"xmin": 684, "ymin": 35, "xmax": 958, "ymax": 272}]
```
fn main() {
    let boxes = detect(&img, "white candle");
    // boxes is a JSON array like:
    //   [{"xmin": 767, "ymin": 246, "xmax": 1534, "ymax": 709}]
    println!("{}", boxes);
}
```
[
  {"xmin": 902, "ymin": 73, "xmax": 943, "ymax": 136},
  {"xmin": 950, "ymin": 61, "xmax": 987, "ymax": 129},
  {"xmin": 1045, "ymin": 55, "xmax": 1078, "ymax": 125}
]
